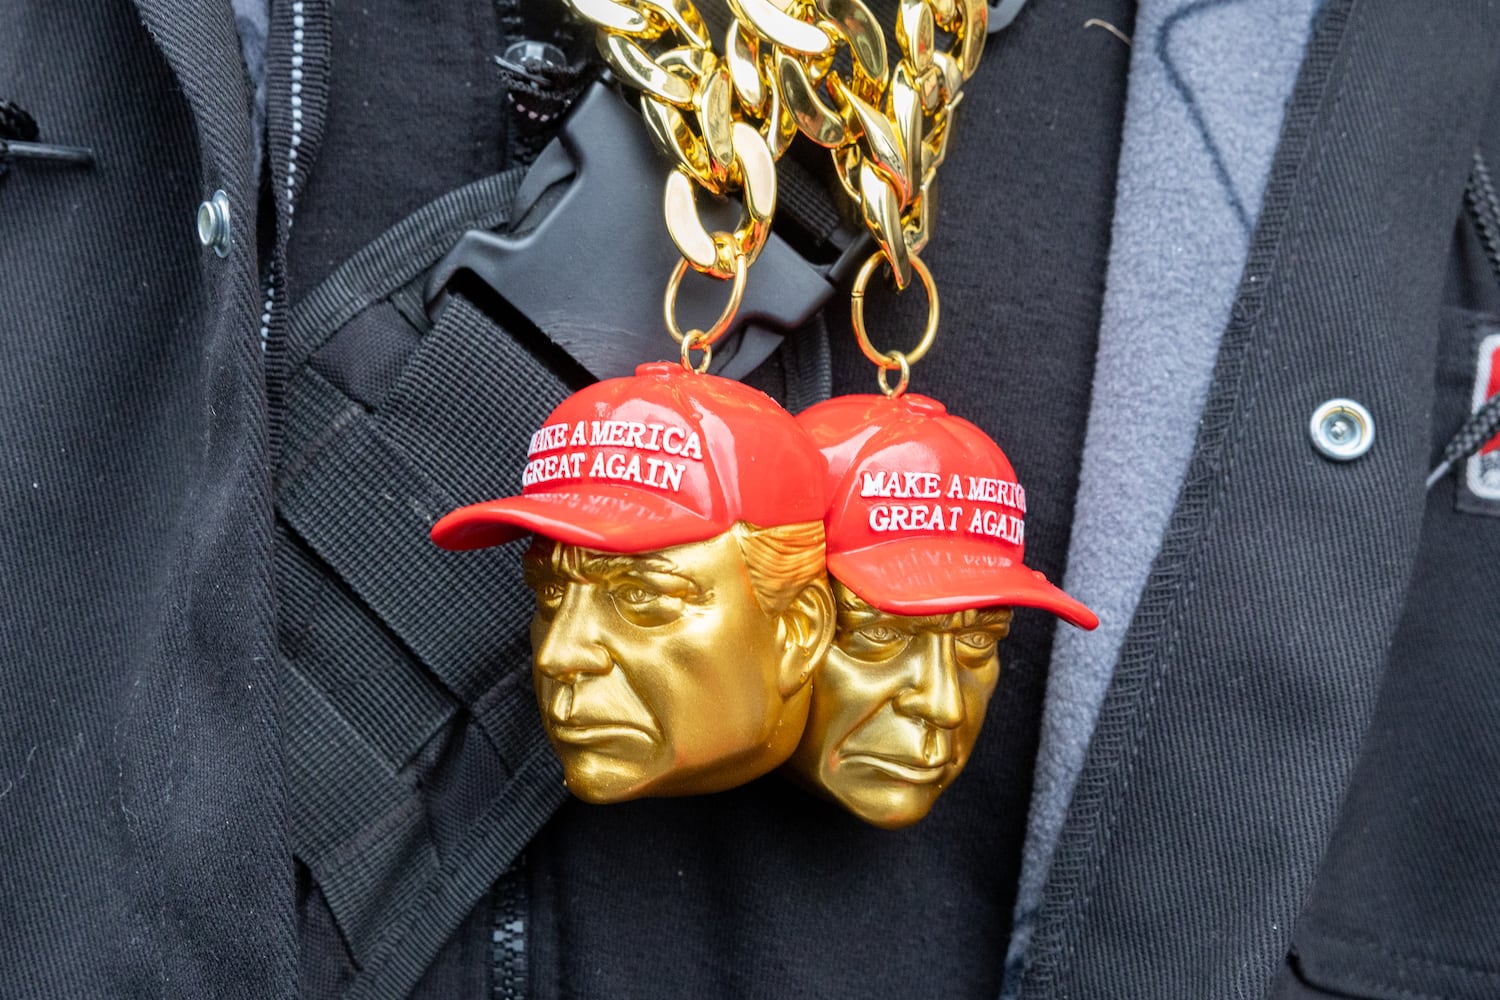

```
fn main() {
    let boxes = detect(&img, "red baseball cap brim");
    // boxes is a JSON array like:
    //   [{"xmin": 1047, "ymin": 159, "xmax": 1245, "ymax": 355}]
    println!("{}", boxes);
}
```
[
  {"xmin": 431, "ymin": 484, "xmax": 725, "ymax": 553},
  {"xmin": 829, "ymin": 538, "xmax": 1099, "ymax": 629}
]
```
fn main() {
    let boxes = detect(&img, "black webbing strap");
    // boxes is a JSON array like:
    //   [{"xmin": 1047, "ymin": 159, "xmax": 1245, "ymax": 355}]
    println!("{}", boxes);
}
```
[
  {"xmin": 286, "ymin": 645, "xmax": 562, "ymax": 1000},
  {"xmin": 782, "ymin": 310, "xmax": 835, "ymax": 413},
  {"xmin": 279, "ymin": 315, "xmax": 573, "ymax": 990},
  {"xmin": 278, "ymin": 295, "xmax": 572, "ymax": 948},
  {"xmin": 277, "ymin": 524, "xmax": 454, "ymax": 767},
  {"xmin": 775, "ymin": 155, "xmax": 847, "ymax": 250},
  {"xmin": 280, "ymin": 298, "xmax": 565, "ymax": 702},
  {"xmin": 278, "ymin": 521, "xmax": 453, "ymax": 958},
  {"xmin": 284, "ymin": 657, "xmax": 441, "ymax": 956},
  {"xmin": 284, "ymin": 169, "xmax": 525, "ymax": 376},
  {"xmin": 349, "ymin": 749, "xmax": 562, "ymax": 1000},
  {"xmin": 274, "ymin": 166, "xmax": 571, "ymax": 995},
  {"xmin": 286, "ymin": 648, "xmax": 563, "ymax": 1000}
]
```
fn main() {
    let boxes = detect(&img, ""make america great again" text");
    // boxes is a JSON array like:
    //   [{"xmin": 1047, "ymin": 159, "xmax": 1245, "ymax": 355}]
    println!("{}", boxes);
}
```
[
  {"xmin": 858, "ymin": 468, "xmax": 1026, "ymax": 544},
  {"xmin": 521, "ymin": 420, "xmax": 703, "ymax": 493}
]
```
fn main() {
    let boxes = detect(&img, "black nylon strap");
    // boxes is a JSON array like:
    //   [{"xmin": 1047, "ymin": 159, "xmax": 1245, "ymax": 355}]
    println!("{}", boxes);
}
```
[
  {"xmin": 279, "ymin": 532, "xmax": 446, "ymax": 962},
  {"xmin": 345, "ymin": 742, "xmax": 562, "ymax": 1000},
  {"xmin": 279, "ymin": 297, "xmax": 567, "ymax": 703},
  {"xmin": 278, "ymin": 314, "xmax": 571, "ymax": 992},
  {"xmin": 377, "ymin": 294, "xmax": 574, "ymax": 507},
  {"xmin": 285, "ymin": 661, "xmax": 442, "ymax": 958},
  {"xmin": 274, "ymin": 166, "xmax": 572, "ymax": 996},
  {"xmin": 782, "ymin": 310, "xmax": 834, "ymax": 413},
  {"xmin": 286, "ymin": 169, "xmax": 525, "ymax": 374},
  {"xmin": 277, "ymin": 526, "xmax": 453, "ymax": 768},
  {"xmin": 775, "ymin": 155, "xmax": 847, "ymax": 251}
]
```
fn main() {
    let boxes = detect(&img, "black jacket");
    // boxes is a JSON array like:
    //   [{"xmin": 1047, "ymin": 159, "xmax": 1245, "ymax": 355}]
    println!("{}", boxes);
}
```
[{"xmin": 2, "ymin": 0, "xmax": 1498, "ymax": 998}]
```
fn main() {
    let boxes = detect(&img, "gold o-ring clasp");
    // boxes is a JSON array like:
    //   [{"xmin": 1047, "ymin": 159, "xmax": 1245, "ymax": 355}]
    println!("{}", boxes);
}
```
[
  {"xmin": 850, "ymin": 250, "xmax": 939, "ymax": 392},
  {"xmin": 666, "ymin": 251, "xmax": 748, "ymax": 373}
]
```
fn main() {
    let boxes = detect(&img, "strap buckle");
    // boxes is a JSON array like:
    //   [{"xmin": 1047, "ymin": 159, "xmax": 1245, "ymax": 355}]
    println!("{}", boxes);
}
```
[{"xmin": 424, "ymin": 82, "xmax": 868, "ymax": 381}]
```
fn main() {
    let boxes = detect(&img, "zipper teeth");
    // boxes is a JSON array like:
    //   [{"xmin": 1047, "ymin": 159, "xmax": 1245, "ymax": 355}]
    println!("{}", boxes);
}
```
[
  {"xmin": 261, "ymin": 0, "xmax": 307, "ymax": 353},
  {"xmin": 491, "ymin": 859, "xmax": 528, "ymax": 1000},
  {"xmin": 288, "ymin": 0, "xmax": 305, "ymax": 220},
  {"xmin": 259, "ymin": 283, "xmax": 274, "ymax": 351}
]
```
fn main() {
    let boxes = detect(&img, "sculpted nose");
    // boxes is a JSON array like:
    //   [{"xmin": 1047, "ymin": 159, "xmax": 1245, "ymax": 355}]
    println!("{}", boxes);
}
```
[
  {"xmin": 893, "ymin": 633, "xmax": 964, "ymax": 730},
  {"xmin": 533, "ymin": 583, "xmax": 613, "ymax": 680}
]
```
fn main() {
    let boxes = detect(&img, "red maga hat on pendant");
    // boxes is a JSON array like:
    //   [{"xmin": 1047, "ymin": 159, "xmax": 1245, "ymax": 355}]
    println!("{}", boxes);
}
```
[
  {"xmin": 431, "ymin": 362, "xmax": 827, "ymax": 553},
  {"xmin": 797, "ymin": 393, "xmax": 1098, "ymax": 628}
]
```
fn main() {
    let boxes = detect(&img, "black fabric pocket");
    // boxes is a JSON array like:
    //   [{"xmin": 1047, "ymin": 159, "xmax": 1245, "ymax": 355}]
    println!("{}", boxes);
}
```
[{"xmin": 1451, "ymin": 313, "xmax": 1500, "ymax": 518}]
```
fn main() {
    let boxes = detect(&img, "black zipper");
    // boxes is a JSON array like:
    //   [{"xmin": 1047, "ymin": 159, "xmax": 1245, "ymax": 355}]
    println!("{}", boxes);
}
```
[{"xmin": 491, "ymin": 856, "xmax": 529, "ymax": 1000}]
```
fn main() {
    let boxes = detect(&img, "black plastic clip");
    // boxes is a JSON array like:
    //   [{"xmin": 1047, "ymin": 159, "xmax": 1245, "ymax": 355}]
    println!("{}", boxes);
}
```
[{"xmin": 425, "ymin": 82, "xmax": 868, "ymax": 381}]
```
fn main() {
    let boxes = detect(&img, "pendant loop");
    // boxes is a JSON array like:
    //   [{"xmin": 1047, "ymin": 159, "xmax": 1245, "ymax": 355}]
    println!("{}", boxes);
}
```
[
  {"xmin": 680, "ymin": 329, "xmax": 715, "ymax": 372},
  {"xmin": 876, "ymin": 349, "xmax": 910, "ymax": 396},
  {"xmin": 850, "ymin": 250, "xmax": 939, "ymax": 370}
]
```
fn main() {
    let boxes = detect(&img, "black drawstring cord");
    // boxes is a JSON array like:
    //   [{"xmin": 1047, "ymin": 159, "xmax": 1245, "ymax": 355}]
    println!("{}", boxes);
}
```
[
  {"xmin": 1426, "ymin": 395, "xmax": 1500, "ymax": 489},
  {"xmin": 0, "ymin": 100, "xmax": 39, "ymax": 143},
  {"xmin": 0, "ymin": 98, "xmax": 95, "ymax": 182},
  {"xmin": 0, "ymin": 98, "xmax": 38, "ymax": 182},
  {"xmin": 1466, "ymin": 147, "xmax": 1500, "ymax": 281},
  {"xmin": 1427, "ymin": 148, "xmax": 1500, "ymax": 490}
]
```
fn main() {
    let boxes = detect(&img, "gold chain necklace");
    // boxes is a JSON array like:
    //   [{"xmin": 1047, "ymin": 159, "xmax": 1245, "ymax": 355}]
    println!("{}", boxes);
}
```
[{"xmin": 562, "ymin": 0, "xmax": 987, "ymax": 388}]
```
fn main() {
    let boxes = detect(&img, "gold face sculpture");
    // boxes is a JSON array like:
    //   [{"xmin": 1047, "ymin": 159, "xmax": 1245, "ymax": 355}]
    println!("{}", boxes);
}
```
[
  {"xmin": 789, "ymin": 580, "xmax": 1012, "ymax": 829},
  {"xmin": 522, "ymin": 522, "xmax": 833, "ymax": 802}
]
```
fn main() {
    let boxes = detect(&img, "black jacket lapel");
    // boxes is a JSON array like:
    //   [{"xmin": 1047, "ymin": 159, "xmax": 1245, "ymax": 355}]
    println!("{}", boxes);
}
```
[{"xmin": 1024, "ymin": 0, "xmax": 1500, "ymax": 995}]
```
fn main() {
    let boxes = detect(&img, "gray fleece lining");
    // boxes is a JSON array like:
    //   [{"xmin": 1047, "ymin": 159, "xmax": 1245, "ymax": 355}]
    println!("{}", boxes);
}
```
[
  {"xmin": 232, "ymin": 0, "xmax": 268, "ymax": 167},
  {"xmin": 1006, "ymin": 0, "xmax": 1321, "ymax": 986}
]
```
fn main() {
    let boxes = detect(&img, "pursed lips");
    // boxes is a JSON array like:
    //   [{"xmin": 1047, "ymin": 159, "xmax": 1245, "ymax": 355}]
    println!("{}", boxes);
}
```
[
  {"xmin": 837, "ymin": 750, "xmax": 950, "ymax": 784},
  {"xmin": 549, "ymin": 722, "xmax": 656, "ymax": 745},
  {"xmin": 543, "ymin": 680, "xmax": 659, "ymax": 744},
  {"xmin": 837, "ymin": 718, "xmax": 955, "ymax": 784}
]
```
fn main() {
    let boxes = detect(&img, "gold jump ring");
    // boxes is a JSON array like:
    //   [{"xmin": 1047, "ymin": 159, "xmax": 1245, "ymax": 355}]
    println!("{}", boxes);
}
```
[
  {"xmin": 876, "ymin": 350, "xmax": 911, "ymax": 397},
  {"xmin": 850, "ymin": 250, "xmax": 939, "ymax": 371},
  {"xmin": 665, "ymin": 251, "xmax": 749, "ymax": 348}
]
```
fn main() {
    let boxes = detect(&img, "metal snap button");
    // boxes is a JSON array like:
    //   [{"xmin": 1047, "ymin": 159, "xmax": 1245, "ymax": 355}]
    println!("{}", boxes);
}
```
[
  {"xmin": 196, "ymin": 189, "xmax": 231, "ymax": 257},
  {"xmin": 1310, "ymin": 398, "xmax": 1374, "ymax": 461}
]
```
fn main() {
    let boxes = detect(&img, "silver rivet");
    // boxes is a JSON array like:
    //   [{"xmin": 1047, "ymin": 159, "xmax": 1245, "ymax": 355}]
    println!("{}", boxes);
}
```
[
  {"xmin": 196, "ymin": 189, "xmax": 231, "ymax": 258},
  {"xmin": 1310, "ymin": 398, "xmax": 1374, "ymax": 461}
]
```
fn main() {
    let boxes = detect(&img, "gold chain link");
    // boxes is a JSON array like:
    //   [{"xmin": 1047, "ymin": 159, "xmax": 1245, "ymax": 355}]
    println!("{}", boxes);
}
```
[{"xmin": 561, "ymin": 0, "xmax": 987, "ymax": 379}]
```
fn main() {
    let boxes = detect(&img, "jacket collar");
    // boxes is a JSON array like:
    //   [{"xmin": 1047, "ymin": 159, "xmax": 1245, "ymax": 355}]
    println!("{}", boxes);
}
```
[{"xmin": 1010, "ymin": 0, "xmax": 1323, "ymax": 987}]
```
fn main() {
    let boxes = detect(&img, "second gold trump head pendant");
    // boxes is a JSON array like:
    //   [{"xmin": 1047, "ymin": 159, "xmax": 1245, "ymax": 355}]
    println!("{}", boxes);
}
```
[
  {"xmin": 789, "ymin": 393, "xmax": 1098, "ymax": 829},
  {"xmin": 432, "ymin": 363, "xmax": 834, "ymax": 803}
]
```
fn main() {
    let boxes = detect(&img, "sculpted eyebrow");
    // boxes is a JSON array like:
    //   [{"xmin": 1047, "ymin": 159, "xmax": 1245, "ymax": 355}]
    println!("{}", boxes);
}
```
[
  {"xmin": 836, "ymin": 603, "xmax": 891, "ymax": 630},
  {"xmin": 576, "ymin": 553, "xmax": 681, "ymax": 578},
  {"xmin": 543, "ymin": 549, "xmax": 707, "ymax": 598},
  {"xmin": 521, "ymin": 550, "xmax": 560, "ymax": 589},
  {"xmin": 961, "ymin": 608, "xmax": 1014, "ymax": 629}
]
